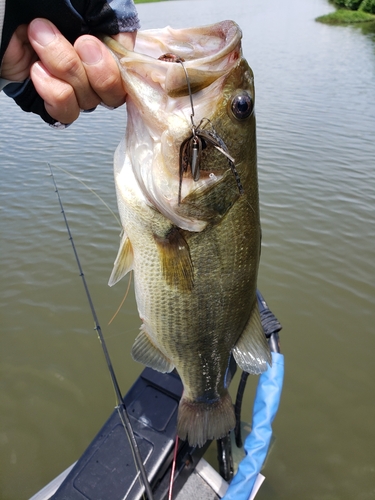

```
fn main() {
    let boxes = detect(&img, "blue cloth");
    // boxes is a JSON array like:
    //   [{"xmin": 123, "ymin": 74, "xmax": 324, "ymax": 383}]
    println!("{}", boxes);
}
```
[{"xmin": 222, "ymin": 352, "xmax": 284, "ymax": 500}]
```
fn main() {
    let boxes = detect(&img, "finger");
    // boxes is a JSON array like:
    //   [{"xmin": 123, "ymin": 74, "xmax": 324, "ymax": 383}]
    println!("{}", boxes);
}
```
[
  {"xmin": 74, "ymin": 35, "xmax": 127, "ymax": 109},
  {"xmin": 1, "ymin": 25, "xmax": 38, "ymax": 81},
  {"xmin": 30, "ymin": 61, "xmax": 80, "ymax": 124},
  {"xmin": 28, "ymin": 18, "xmax": 100, "ymax": 111}
]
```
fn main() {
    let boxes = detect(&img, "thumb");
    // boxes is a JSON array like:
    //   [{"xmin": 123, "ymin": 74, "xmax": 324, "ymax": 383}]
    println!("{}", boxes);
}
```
[{"xmin": 74, "ymin": 35, "xmax": 127, "ymax": 109}]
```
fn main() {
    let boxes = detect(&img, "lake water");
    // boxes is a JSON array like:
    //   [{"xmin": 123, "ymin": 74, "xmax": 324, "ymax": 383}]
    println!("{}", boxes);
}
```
[{"xmin": 1, "ymin": 0, "xmax": 375, "ymax": 498}]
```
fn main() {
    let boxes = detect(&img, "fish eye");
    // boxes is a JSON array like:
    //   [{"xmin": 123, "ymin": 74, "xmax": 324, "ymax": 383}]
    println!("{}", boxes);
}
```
[{"xmin": 230, "ymin": 91, "xmax": 254, "ymax": 120}]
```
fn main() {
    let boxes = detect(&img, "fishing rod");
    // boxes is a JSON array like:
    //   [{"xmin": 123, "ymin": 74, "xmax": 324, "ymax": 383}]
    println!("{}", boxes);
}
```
[{"xmin": 49, "ymin": 164, "xmax": 154, "ymax": 500}]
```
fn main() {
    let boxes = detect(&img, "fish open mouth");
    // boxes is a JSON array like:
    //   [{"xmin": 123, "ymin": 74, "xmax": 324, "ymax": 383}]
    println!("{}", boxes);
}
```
[
  {"xmin": 103, "ymin": 20, "xmax": 242, "ymax": 98},
  {"xmin": 103, "ymin": 21, "xmax": 245, "ymax": 232}
]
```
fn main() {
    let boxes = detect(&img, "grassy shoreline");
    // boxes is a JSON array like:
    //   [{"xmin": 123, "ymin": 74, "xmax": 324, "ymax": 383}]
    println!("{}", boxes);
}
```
[
  {"xmin": 316, "ymin": 9, "xmax": 375, "ymax": 24},
  {"xmin": 316, "ymin": 0, "xmax": 375, "ymax": 25}
]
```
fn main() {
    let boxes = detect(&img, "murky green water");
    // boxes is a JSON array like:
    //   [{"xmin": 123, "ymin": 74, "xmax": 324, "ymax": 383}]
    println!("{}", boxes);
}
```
[{"xmin": 1, "ymin": 0, "xmax": 375, "ymax": 498}]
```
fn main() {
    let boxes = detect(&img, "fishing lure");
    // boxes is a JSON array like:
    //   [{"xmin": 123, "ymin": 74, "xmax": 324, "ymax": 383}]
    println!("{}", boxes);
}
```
[
  {"xmin": 158, "ymin": 53, "xmax": 244, "ymax": 204},
  {"xmin": 179, "ymin": 118, "xmax": 244, "ymax": 204}
]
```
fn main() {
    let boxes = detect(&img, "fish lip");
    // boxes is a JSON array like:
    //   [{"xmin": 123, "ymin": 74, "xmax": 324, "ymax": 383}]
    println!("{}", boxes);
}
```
[
  {"xmin": 104, "ymin": 21, "xmax": 242, "ymax": 97},
  {"xmin": 136, "ymin": 20, "xmax": 242, "ymax": 66},
  {"xmin": 107, "ymin": 20, "xmax": 242, "ymax": 66}
]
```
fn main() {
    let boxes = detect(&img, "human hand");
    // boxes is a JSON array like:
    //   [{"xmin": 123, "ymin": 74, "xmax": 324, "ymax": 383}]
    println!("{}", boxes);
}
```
[
  {"xmin": 1, "ymin": 18, "xmax": 136, "ymax": 124},
  {"xmin": 0, "ymin": 24, "xmax": 37, "ymax": 82}
]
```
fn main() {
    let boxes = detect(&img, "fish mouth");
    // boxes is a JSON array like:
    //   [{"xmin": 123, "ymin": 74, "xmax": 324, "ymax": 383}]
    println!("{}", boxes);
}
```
[
  {"xmin": 104, "ymin": 22, "xmax": 243, "ymax": 232},
  {"xmin": 103, "ymin": 20, "xmax": 242, "ymax": 97}
]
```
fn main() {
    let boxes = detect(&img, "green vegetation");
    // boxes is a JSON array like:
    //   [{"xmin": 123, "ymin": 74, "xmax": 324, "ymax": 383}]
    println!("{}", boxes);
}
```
[
  {"xmin": 339, "ymin": 0, "xmax": 375, "ymax": 12},
  {"xmin": 317, "ymin": 9, "xmax": 375, "ymax": 23},
  {"xmin": 316, "ymin": 0, "xmax": 375, "ymax": 24}
]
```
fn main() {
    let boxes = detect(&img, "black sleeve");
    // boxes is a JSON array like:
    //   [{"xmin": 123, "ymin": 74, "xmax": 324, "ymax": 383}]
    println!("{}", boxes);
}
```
[{"xmin": 0, "ymin": 0, "xmax": 140, "ymax": 125}]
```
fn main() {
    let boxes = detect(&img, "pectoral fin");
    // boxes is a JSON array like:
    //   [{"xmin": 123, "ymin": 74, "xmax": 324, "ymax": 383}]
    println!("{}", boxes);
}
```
[
  {"xmin": 232, "ymin": 300, "xmax": 271, "ymax": 374},
  {"xmin": 132, "ymin": 325, "xmax": 175, "ymax": 373},
  {"xmin": 154, "ymin": 227, "xmax": 194, "ymax": 291},
  {"xmin": 108, "ymin": 234, "xmax": 134, "ymax": 287}
]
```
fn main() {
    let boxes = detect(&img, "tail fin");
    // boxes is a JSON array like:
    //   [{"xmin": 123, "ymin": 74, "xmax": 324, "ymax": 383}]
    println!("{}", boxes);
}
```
[{"xmin": 177, "ymin": 391, "xmax": 235, "ymax": 447}]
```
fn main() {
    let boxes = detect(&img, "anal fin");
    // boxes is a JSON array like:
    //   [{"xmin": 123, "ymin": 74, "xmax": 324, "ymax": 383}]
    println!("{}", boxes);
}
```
[
  {"xmin": 232, "ymin": 300, "xmax": 271, "ymax": 374},
  {"xmin": 132, "ymin": 325, "xmax": 175, "ymax": 373}
]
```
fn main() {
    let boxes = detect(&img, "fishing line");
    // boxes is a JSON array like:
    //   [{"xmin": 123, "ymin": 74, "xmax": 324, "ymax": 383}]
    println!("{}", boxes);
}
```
[
  {"xmin": 50, "ymin": 164, "xmax": 134, "ymax": 332},
  {"xmin": 50, "ymin": 163, "xmax": 121, "ymax": 227},
  {"xmin": 177, "ymin": 59, "xmax": 196, "ymax": 130},
  {"xmin": 49, "ymin": 164, "xmax": 154, "ymax": 500},
  {"xmin": 168, "ymin": 435, "xmax": 179, "ymax": 500},
  {"xmin": 108, "ymin": 270, "xmax": 132, "ymax": 325}
]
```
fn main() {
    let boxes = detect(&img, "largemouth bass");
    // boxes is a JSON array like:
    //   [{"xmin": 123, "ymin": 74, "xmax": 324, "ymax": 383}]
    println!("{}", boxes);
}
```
[{"xmin": 105, "ymin": 21, "xmax": 271, "ymax": 447}]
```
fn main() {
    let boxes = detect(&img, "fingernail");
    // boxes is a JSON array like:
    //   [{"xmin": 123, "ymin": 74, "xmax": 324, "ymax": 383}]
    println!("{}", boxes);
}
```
[
  {"xmin": 31, "ymin": 61, "xmax": 49, "ymax": 79},
  {"xmin": 31, "ymin": 19, "xmax": 56, "ymax": 46},
  {"xmin": 77, "ymin": 40, "xmax": 103, "ymax": 65}
]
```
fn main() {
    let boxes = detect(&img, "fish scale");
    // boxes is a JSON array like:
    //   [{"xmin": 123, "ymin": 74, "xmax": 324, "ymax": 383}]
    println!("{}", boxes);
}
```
[{"xmin": 106, "ymin": 21, "xmax": 271, "ymax": 447}]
